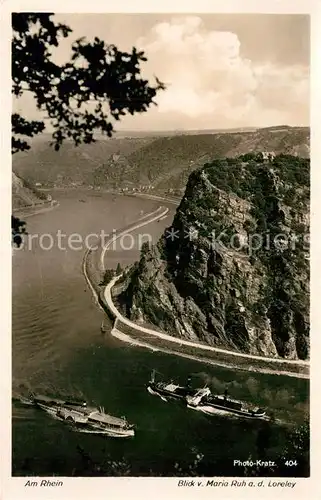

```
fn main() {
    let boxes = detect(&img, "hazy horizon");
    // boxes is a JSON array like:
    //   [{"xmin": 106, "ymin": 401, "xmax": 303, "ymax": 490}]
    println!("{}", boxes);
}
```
[{"xmin": 26, "ymin": 123, "xmax": 309, "ymax": 139}]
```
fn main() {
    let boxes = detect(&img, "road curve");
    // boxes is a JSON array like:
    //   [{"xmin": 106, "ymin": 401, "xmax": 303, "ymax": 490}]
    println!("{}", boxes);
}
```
[
  {"xmin": 104, "ymin": 277, "xmax": 309, "ymax": 369},
  {"xmin": 100, "ymin": 206, "xmax": 169, "ymax": 270},
  {"xmin": 82, "ymin": 198, "xmax": 309, "ymax": 379},
  {"xmin": 110, "ymin": 327, "xmax": 309, "ymax": 380},
  {"xmin": 83, "ymin": 205, "xmax": 168, "ymax": 310}
]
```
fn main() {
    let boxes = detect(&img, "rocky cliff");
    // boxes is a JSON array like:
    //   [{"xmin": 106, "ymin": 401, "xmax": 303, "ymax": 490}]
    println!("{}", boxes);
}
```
[
  {"xmin": 12, "ymin": 172, "xmax": 48, "ymax": 210},
  {"xmin": 119, "ymin": 154, "xmax": 310, "ymax": 360}
]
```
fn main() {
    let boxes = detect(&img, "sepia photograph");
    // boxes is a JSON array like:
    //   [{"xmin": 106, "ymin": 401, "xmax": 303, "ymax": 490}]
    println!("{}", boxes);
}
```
[{"xmin": 6, "ymin": 5, "xmax": 313, "ymax": 491}]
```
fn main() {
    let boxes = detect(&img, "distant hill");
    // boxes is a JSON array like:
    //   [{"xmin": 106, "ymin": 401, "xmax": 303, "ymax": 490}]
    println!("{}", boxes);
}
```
[
  {"xmin": 12, "ymin": 136, "xmax": 154, "ymax": 188},
  {"xmin": 113, "ymin": 126, "xmax": 258, "ymax": 137},
  {"xmin": 13, "ymin": 126, "xmax": 309, "ymax": 195}
]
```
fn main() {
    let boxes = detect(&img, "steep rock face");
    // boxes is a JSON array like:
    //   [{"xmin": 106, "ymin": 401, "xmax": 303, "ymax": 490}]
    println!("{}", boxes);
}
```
[
  {"xmin": 120, "ymin": 154, "xmax": 310, "ymax": 360},
  {"xmin": 12, "ymin": 172, "xmax": 48, "ymax": 209}
]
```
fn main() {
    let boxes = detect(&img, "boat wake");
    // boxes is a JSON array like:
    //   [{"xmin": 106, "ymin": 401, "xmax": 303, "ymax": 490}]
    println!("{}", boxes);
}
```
[
  {"xmin": 12, "ymin": 392, "xmax": 136, "ymax": 438},
  {"xmin": 11, "ymin": 406, "xmax": 36, "ymax": 421},
  {"xmin": 12, "ymin": 395, "xmax": 33, "ymax": 406},
  {"xmin": 70, "ymin": 427, "xmax": 134, "ymax": 437},
  {"xmin": 187, "ymin": 403, "xmax": 272, "ymax": 423},
  {"xmin": 147, "ymin": 386, "xmax": 168, "ymax": 402},
  {"xmin": 187, "ymin": 404, "xmax": 239, "ymax": 419}
]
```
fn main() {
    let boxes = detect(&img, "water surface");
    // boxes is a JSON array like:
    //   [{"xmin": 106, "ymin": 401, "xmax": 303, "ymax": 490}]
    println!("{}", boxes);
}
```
[{"xmin": 12, "ymin": 191, "xmax": 309, "ymax": 477}]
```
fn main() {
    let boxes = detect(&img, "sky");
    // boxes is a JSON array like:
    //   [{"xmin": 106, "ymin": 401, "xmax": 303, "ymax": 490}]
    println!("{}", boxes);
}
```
[{"xmin": 13, "ymin": 13, "xmax": 310, "ymax": 131}]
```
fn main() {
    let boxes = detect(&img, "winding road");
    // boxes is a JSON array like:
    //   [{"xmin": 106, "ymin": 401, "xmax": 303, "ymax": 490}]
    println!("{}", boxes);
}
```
[
  {"xmin": 83, "ymin": 199, "xmax": 309, "ymax": 379},
  {"xmin": 100, "ymin": 205, "xmax": 169, "ymax": 270}
]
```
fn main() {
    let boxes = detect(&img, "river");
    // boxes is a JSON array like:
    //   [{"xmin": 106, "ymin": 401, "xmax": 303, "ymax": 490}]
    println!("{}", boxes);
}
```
[{"xmin": 12, "ymin": 190, "xmax": 309, "ymax": 477}]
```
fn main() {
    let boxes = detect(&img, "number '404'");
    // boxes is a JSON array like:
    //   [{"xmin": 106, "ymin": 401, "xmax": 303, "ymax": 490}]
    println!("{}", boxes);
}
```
[{"xmin": 285, "ymin": 460, "xmax": 298, "ymax": 467}]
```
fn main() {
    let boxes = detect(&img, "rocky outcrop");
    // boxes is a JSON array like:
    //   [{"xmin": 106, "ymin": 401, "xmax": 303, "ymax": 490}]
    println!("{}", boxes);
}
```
[
  {"xmin": 119, "ymin": 154, "xmax": 310, "ymax": 360},
  {"xmin": 12, "ymin": 172, "xmax": 48, "ymax": 210}
]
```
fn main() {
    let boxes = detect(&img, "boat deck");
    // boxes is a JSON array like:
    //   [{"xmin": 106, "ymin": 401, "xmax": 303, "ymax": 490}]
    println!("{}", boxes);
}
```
[
  {"xmin": 34, "ymin": 396, "xmax": 130, "ymax": 427},
  {"xmin": 88, "ymin": 411, "xmax": 128, "ymax": 427}
]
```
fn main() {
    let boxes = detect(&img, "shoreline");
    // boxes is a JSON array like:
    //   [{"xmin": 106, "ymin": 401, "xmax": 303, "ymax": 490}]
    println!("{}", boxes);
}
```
[
  {"xmin": 82, "ymin": 203, "xmax": 169, "ymax": 313},
  {"xmin": 99, "ymin": 205, "xmax": 169, "ymax": 270},
  {"xmin": 38, "ymin": 186, "xmax": 181, "ymax": 204},
  {"xmin": 82, "ymin": 195, "xmax": 309, "ymax": 379},
  {"xmin": 12, "ymin": 201, "xmax": 60, "ymax": 219},
  {"xmin": 110, "ymin": 327, "xmax": 309, "ymax": 380}
]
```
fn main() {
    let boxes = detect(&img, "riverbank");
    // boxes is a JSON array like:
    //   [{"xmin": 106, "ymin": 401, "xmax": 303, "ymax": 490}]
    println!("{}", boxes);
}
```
[
  {"xmin": 83, "ymin": 204, "xmax": 169, "ymax": 315},
  {"xmin": 13, "ymin": 200, "xmax": 60, "ymax": 219},
  {"xmin": 104, "ymin": 279, "xmax": 309, "ymax": 379},
  {"xmin": 100, "ymin": 205, "xmax": 169, "ymax": 270},
  {"xmin": 110, "ymin": 320, "xmax": 309, "ymax": 379},
  {"xmin": 110, "ymin": 326, "xmax": 308, "ymax": 380},
  {"xmin": 39, "ymin": 186, "xmax": 181, "ymax": 204},
  {"xmin": 12, "ymin": 190, "xmax": 309, "ymax": 477},
  {"xmin": 82, "ymin": 199, "xmax": 309, "ymax": 379}
]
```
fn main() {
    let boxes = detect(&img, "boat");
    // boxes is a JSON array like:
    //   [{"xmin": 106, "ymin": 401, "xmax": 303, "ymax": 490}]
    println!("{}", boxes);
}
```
[
  {"xmin": 147, "ymin": 370, "xmax": 203, "ymax": 402},
  {"xmin": 57, "ymin": 406, "xmax": 135, "ymax": 437},
  {"xmin": 32, "ymin": 395, "xmax": 87, "ymax": 412},
  {"xmin": 27, "ymin": 395, "xmax": 135, "ymax": 437},
  {"xmin": 186, "ymin": 388, "xmax": 266, "ymax": 419}
]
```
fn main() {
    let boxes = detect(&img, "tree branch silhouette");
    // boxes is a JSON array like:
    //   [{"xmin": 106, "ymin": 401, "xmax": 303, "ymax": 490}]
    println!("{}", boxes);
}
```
[
  {"xmin": 11, "ymin": 13, "xmax": 165, "ymax": 246},
  {"xmin": 12, "ymin": 13, "xmax": 165, "ymax": 153}
]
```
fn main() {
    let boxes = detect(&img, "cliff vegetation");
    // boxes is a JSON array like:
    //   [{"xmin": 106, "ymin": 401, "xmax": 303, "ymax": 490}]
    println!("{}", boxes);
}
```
[{"xmin": 120, "ymin": 154, "xmax": 309, "ymax": 360}]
